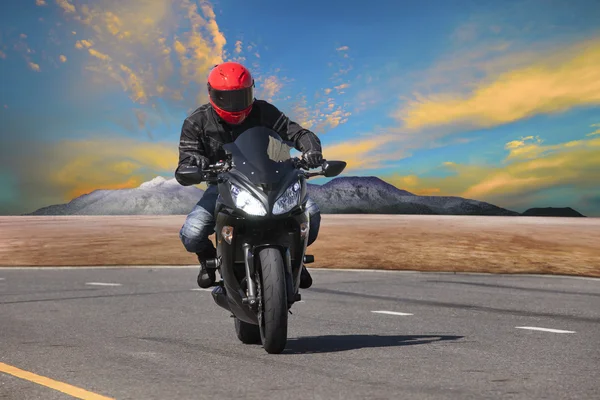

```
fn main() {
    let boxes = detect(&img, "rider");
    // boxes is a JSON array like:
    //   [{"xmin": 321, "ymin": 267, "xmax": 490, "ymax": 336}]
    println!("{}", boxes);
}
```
[{"xmin": 174, "ymin": 61, "xmax": 324, "ymax": 289}]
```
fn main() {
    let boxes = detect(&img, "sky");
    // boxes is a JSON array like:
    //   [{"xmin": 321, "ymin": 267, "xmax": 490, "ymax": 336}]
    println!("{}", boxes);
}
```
[{"xmin": 1, "ymin": 0, "xmax": 600, "ymax": 216}]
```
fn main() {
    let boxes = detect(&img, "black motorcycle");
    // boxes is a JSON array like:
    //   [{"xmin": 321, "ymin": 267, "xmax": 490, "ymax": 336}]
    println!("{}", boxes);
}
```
[{"xmin": 178, "ymin": 126, "xmax": 346, "ymax": 354}]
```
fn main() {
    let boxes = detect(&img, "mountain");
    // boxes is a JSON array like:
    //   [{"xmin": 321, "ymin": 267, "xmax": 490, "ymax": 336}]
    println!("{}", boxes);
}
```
[
  {"xmin": 28, "ymin": 177, "xmax": 204, "ymax": 215},
  {"xmin": 522, "ymin": 207, "xmax": 586, "ymax": 217},
  {"xmin": 27, "ymin": 175, "xmax": 521, "ymax": 216},
  {"xmin": 307, "ymin": 176, "xmax": 519, "ymax": 215}
]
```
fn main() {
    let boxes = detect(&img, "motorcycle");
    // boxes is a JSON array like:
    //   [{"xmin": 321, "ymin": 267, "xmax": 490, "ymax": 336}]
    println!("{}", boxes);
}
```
[{"xmin": 177, "ymin": 126, "xmax": 346, "ymax": 354}]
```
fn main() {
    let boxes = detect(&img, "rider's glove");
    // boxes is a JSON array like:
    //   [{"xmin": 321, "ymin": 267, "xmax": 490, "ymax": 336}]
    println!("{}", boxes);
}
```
[
  {"xmin": 193, "ymin": 155, "xmax": 210, "ymax": 170},
  {"xmin": 303, "ymin": 150, "xmax": 323, "ymax": 168}
]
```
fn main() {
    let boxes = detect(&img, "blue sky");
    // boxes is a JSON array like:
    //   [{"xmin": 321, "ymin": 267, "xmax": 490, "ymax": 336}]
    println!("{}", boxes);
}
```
[{"xmin": 1, "ymin": 0, "xmax": 600, "ymax": 215}]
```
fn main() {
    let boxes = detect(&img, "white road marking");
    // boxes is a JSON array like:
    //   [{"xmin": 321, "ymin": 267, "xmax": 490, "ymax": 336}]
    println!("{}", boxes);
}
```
[
  {"xmin": 372, "ymin": 310, "xmax": 413, "ymax": 316},
  {"xmin": 85, "ymin": 282, "xmax": 122, "ymax": 287},
  {"xmin": 191, "ymin": 288, "xmax": 213, "ymax": 292},
  {"xmin": 515, "ymin": 326, "xmax": 575, "ymax": 334},
  {"xmin": 0, "ymin": 278, "xmax": 5, "ymax": 281}
]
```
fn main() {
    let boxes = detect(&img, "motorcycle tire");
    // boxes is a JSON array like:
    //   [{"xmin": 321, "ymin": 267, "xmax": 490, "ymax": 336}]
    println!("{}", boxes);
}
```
[
  {"xmin": 257, "ymin": 247, "xmax": 288, "ymax": 354},
  {"xmin": 234, "ymin": 317, "xmax": 261, "ymax": 344}
]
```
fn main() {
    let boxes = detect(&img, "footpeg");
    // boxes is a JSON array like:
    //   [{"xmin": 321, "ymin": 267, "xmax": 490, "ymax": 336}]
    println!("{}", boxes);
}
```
[
  {"xmin": 303, "ymin": 255, "xmax": 314, "ymax": 264},
  {"xmin": 205, "ymin": 257, "xmax": 221, "ymax": 269}
]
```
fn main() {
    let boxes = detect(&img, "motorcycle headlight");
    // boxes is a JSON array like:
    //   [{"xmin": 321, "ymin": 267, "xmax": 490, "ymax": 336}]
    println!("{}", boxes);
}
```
[
  {"xmin": 273, "ymin": 181, "xmax": 301, "ymax": 215},
  {"xmin": 230, "ymin": 184, "xmax": 267, "ymax": 216}
]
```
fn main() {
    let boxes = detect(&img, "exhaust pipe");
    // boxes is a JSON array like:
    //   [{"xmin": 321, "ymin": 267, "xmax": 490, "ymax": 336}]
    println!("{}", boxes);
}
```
[{"xmin": 211, "ymin": 286, "xmax": 231, "ymax": 312}]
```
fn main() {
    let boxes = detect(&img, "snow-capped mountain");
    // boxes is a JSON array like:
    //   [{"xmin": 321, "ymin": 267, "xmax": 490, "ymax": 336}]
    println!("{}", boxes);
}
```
[
  {"xmin": 27, "ymin": 175, "xmax": 520, "ymax": 216},
  {"xmin": 28, "ymin": 177, "xmax": 204, "ymax": 215}
]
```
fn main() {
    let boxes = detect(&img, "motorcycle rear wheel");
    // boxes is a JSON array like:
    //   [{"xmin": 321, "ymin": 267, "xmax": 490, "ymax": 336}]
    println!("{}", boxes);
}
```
[
  {"xmin": 257, "ymin": 247, "xmax": 288, "ymax": 354},
  {"xmin": 234, "ymin": 317, "xmax": 261, "ymax": 344}
]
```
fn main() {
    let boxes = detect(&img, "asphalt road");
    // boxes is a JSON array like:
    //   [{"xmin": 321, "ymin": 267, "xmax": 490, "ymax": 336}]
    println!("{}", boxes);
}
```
[{"xmin": 0, "ymin": 267, "xmax": 599, "ymax": 400}]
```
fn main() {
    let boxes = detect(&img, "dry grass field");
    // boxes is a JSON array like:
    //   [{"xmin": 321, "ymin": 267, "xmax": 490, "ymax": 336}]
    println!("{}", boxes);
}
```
[{"xmin": 1, "ymin": 215, "xmax": 599, "ymax": 277}]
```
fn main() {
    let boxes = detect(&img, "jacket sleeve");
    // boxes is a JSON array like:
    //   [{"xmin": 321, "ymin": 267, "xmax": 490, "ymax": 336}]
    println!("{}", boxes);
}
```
[
  {"xmin": 174, "ymin": 118, "xmax": 206, "ymax": 186},
  {"xmin": 260, "ymin": 101, "xmax": 322, "ymax": 153}
]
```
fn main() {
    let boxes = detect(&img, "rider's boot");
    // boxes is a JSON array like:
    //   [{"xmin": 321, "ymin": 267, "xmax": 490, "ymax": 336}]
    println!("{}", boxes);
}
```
[
  {"xmin": 300, "ymin": 265, "xmax": 312, "ymax": 289},
  {"xmin": 196, "ymin": 246, "xmax": 217, "ymax": 288}
]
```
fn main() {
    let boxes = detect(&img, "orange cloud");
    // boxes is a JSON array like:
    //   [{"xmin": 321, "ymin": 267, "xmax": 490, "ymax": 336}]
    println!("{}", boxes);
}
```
[
  {"xmin": 56, "ymin": 0, "xmax": 76, "ymax": 13},
  {"xmin": 385, "ymin": 134, "xmax": 600, "ymax": 206},
  {"xmin": 28, "ymin": 62, "xmax": 41, "ymax": 72},
  {"xmin": 587, "ymin": 123, "xmax": 600, "ymax": 136},
  {"xmin": 397, "ymin": 38, "xmax": 600, "ymax": 131},
  {"xmin": 36, "ymin": 0, "xmax": 47, "ymax": 5},
  {"xmin": 88, "ymin": 48, "xmax": 111, "ymax": 61},
  {"xmin": 0, "ymin": 50, "xmax": 6, "ymax": 59},
  {"xmin": 75, "ymin": 39, "xmax": 93, "ymax": 49},
  {"xmin": 59, "ymin": 55, "xmax": 67, "ymax": 62},
  {"xmin": 324, "ymin": 136, "xmax": 394, "ymax": 171},
  {"xmin": 49, "ymin": 0, "xmax": 224, "ymax": 109},
  {"xmin": 48, "ymin": 138, "xmax": 179, "ymax": 200}
]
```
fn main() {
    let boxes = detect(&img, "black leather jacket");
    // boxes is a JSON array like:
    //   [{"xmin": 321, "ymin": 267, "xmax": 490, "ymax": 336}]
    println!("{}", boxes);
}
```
[{"xmin": 175, "ymin": 100, "xmax": 322, "ymax": 186}]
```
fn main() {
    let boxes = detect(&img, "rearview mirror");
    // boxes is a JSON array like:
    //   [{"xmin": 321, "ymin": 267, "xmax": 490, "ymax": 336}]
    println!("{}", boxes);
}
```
[{"xmin": 322, "ymin": 160, "xmax": 346, "ymax": 178}]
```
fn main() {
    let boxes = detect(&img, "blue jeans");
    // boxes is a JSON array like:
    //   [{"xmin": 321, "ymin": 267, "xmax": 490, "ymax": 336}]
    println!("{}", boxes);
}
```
[{"xmin": 179, "ymin": 185, "xmax": 321, "ymax": 255}]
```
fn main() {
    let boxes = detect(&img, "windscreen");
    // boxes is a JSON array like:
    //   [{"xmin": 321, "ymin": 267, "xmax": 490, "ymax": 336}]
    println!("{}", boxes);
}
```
[{"xmin": 222, "ymin": 127, "xmax": 295, "ymax": 184}]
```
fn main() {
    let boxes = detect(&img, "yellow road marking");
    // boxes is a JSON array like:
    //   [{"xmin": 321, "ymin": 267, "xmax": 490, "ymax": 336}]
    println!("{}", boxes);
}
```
[{"xmin": 0, "ymin": 362, "xmax": 114, "ymax": 400}]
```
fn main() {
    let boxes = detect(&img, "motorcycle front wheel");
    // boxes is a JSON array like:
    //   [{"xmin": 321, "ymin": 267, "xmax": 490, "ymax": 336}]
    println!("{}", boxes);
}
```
[{"xmin": 257, "ymin": 247, "xmax": 288, "ymax": 354}]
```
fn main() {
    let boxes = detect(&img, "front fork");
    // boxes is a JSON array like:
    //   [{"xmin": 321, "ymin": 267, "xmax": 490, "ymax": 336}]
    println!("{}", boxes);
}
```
[
  {"xmin": 241, "ymin": 244, "xmax": 297, "ymax": 310},
  {"xmin": 241, "ymin": 243, "xmax": 258, "ymax": 308}
]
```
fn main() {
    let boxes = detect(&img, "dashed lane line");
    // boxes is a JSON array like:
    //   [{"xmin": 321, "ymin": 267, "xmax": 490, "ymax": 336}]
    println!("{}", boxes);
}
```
[
  {"xmin": 371, "ymin": 310, "xmax": 414, "ymax": 316},
  {"xmin": 515, "ymin": 326, "xmax": 575, "ymax": 334},
  {"xmin": 85, "ymin": 282, "xmax": 122, "ymax": 287}
]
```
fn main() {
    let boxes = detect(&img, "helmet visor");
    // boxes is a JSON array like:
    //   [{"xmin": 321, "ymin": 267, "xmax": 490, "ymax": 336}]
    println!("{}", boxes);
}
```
[{"xmin": 209, "ymin": 85, "xmax": 254, "ymax": 112}]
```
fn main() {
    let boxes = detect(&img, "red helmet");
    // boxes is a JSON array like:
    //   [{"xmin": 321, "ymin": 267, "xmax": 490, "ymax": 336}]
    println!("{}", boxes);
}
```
[{"xmin": 207, "ymin": 62, "xmax": 254, "ymax": 125}]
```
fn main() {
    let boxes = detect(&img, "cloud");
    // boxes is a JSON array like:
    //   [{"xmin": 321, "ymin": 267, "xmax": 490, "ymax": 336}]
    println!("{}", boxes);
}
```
[
  {"xmin": 384, "ymin": 134, "xmax": 600, "ymax": 211},
  {"xmin": 46, "ymin": 138, "xmax": 178, "ymax": 200},
  {"xmin": 396, "ymin": 38, "xmax": 600, "ymax": 131},
  {"xmin": 334, "ymin": 83, "xmax": 350, "ymax": 91},
  {"xmin": 59, "ymin": 54, "xmax": 67, "ymax": 62},
  {"xmin": 0, "ymin": 136, "xmax": 180, "ymax": 213},
  {"xmin": 257, "ymin": 75, "xmax": 282, "ymax": 102},
  {"xmin": 323, "ymin": 136, "xmax": 395, "ymax": 171},
  {"xmin": 47, "ymin": 0, "xmax": 225, "ymax": 110},
  {"xmin": 0, "ymin": 50, "xmax": 6, "ymax": 59},
  {"xmin": 88, "ymin": 48, "xmax": 111, "ymax": 61},
  {"xmin": 234, "ymin": 40, "xmax": 242, "ymax": 54},
  {"xmin": 324, "ymin": 88, "xmax": 332, "ymax": 95},
  {"xmin": 56, "ymin": 0, "xmax": 76, "ymax": 13},
  {"xmin": 28, "ymin": 62, "xmax": 41, "ymax": 72},
  {"xmin": 336, "ymin": 46, "xmax": 349, "ymax": 52},
  {"xmin": 74, "ymin": 39, "xmax": 93, "ymax": 49},
  {"xmin": 587, "ymin": 124, "xmax": 600, "ymax": 136},
  {"xmin": 292, "ymin": 96, "xmax": 352, "ymax": 132},
  {"xmin": 36, "ymin": 0, "xmax": 47, "ymax": 5}
]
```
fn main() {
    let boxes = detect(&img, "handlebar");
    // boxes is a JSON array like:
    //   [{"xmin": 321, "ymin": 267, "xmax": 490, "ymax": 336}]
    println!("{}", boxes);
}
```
[{"xmin": 179, "ymin": 155, "xmax": 339, "ymax": 185}]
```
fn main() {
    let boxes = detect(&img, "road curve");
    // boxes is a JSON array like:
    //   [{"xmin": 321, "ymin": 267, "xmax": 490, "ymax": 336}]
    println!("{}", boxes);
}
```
[{"xmin": 0, "ymin": 267, "xmax": 599, "ymax": 399}]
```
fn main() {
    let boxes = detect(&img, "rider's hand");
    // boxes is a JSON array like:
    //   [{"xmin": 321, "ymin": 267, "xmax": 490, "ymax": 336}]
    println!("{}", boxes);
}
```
[
  {"xmin": 303, "ymin": 150, "xmax": 323, "ymax": 168},
  {"xmin": 193, "ymin": 155, "xmax": 210, "ymax": 170}
]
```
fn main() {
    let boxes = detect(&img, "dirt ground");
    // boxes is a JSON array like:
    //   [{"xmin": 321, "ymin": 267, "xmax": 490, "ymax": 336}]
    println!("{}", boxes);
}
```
[{"xmin": 1, "ymin": 215, "xmax": 599, "ymax": 277}]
